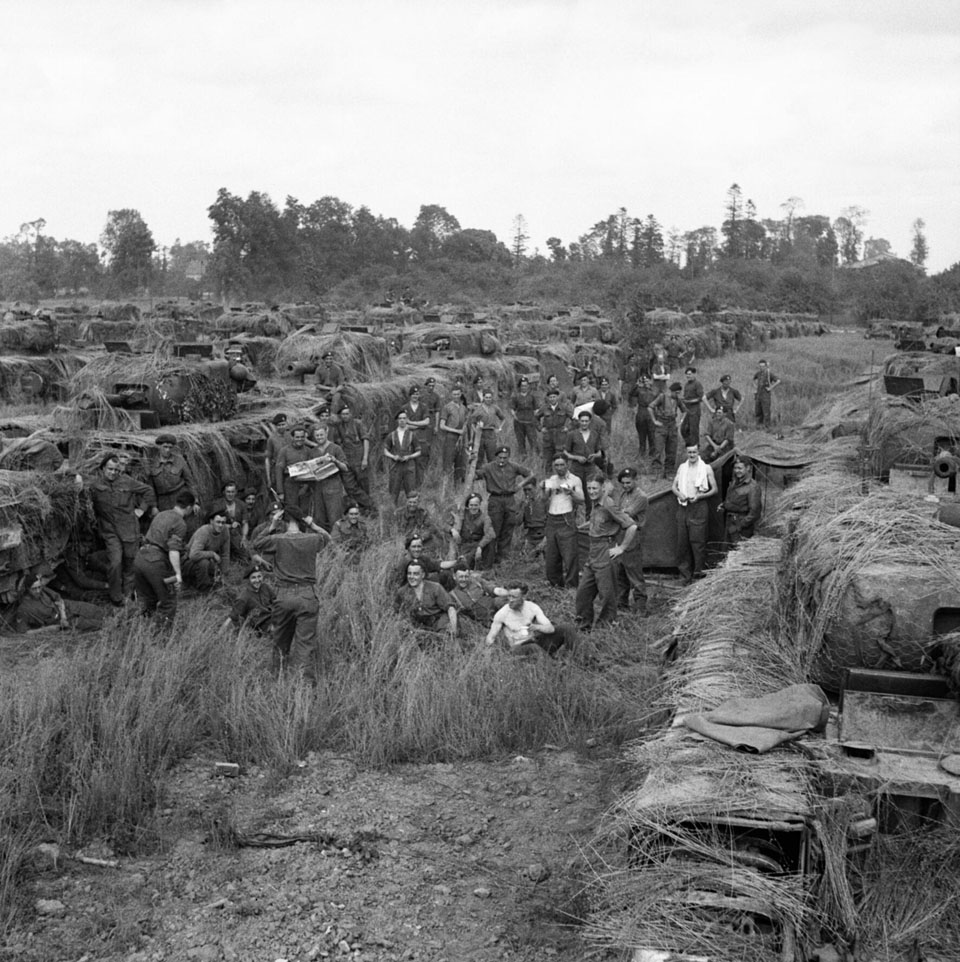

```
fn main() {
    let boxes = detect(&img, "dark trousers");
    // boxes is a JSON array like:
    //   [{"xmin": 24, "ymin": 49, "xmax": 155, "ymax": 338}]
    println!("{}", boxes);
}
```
[
  {"xmin": 615, "ymin": 546, "xmax": 647, "ymax": 610},
  {"xmin": 274, "ymin": 584, "xmax": 320, "ymax": 681},
  {"xmin": 441, "ymin": 434, "xmax": 466, "ymax": 484},
  {"xmin": 544, "ymin": 513, "xmax": 579, "ymax": 588},
  {"xmin": 343, "ymin": 461, "xmax": 375, "ymax": 512},
  {"xmin": 487, "ymin": 495, "xmax": 518, "ymax": 561},
  {"xmin": 63, "ymin": 599, "xmax": 104, "ymax": 631},
  {"xmin": 133, "ymin": 553, "xmax": 177, "ymax": 625},
  {"xmin": 575, "ymin": 561, "xmax": 618, "ymax": 627},
  {"xmin": 653, "ymin": 422, "xmax": 679, "ymax": 478},
  {"xmin": 514, "ymin": 420, "xmax": 538, "ymax": 456},
  {"xmin": 183, "ymin": 556, "xmax": 218, "ymax": 591},
  {"xmin": 103, "ymin": 532, "xmax": 138, "ymax": 604},
  {"xmin": 755, "ymin": 392, "xmax": 772, "ymax": 426},
  {"xmin": 635, "ymin": 412, "xmax": 655, "ymax": 460},
  {"xmin": 509, "ymin": 623, "xmax": 577, "ymax": 657},
  {"xmin": 477, "ymin": 432, "xmax": 498, "ymax": 467},
  {"xmin": 312, "ymin": 480, "xmax": 344, "ymax": 531},
  {"xmin": 542, "ymin": 436, "xmax": 565, "ymax": 476},
  {"xmin": 282, "ymin": 478, "xmax": 313, "ymax": 515},
  {"xmin": 676, "ymin": 499, "xmax": 709, "ymax": 583},
  {"xmin": 681, "ymin": 407, "xmax": 702, "ymax": 446},
  {"xmin": 388, "ymin": 461, "xmax": 419, "ymax": 502}
]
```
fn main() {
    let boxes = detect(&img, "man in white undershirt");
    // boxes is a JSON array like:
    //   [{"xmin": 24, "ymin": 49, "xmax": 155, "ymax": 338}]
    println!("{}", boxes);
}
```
[
  {"xmin": 671, "ymin": 443, "xmax": 718, "ymax": 585},
  {"xmin": 484, "ymin": 582, "xmax": 576, "ymax": 656}
]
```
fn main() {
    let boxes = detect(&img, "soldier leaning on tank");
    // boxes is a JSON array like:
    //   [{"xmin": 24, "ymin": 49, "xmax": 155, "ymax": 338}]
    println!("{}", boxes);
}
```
[
  {"xmin": 147, "ymin": 434, "xmax": 195, "ymax": 512},
  {"xmin": 183, "ymin": 507, "xmax": 231, "ymax": 591},
  {"xmin": 275, "ymin": 424, "xmax": 315, "ymax": 516},
  {"xmin": 133, "ymin": 490, "xmax": 196, "ymax": 626},
  {"xmin": 314, "ymin": 351, "xmax": 343, "ymax": 407},
  {"xmin": 718, "ymin": 458, "xmax": 762, "ymax": 546},
  {"xmin": 88, "ymin": 453, "xmax": 156, "ymax": 607}
]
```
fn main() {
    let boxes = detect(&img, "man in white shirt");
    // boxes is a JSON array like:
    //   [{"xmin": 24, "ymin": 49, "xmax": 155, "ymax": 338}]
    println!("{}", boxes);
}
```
[
  {"xmin": 671, "ymin": 443, "xmax": 718, "ymax": 585},
  {"xmin": 485, "ymin": 582, "xmax": 576, "ymax": 656},
  {"xmin": 541, "ymin": 454, "xmax": 585, "ymax": 588}
]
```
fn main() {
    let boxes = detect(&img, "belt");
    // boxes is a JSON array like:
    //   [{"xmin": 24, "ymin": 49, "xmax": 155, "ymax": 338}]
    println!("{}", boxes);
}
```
[
  {"xmin": 489, "ymin": 492, "xmax": 515, "ymax": 498},
  {"xmin": 547, "ymin": 511, "xmax": 574, "ymax": 519}
]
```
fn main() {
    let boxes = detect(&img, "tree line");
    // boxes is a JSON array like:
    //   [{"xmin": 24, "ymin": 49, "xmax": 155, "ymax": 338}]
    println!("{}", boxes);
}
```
[{"xmin": 0, "ymin": 185, "xmax": 955, "ymax": 324}]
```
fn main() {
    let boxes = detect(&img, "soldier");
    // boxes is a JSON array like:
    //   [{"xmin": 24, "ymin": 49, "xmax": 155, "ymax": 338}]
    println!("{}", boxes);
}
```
[
  {"xmin": 222, "ymin": 565, "xmax": 276, "ymax": 636},
  {"xmin": 309, "ymin": 424, "xmax": 348, "ymax": 531},
  {"xmin": 402, "ymin": 385, "xmax": 433, "ymax": 481},
  {"xmin": 630, "ymin": 375, "xmax": 657, "ymax": 463},
  {"xmin": 563, "ymin": 410, "xmax": 604, "ymax": 518},
  {"xmin": 718, "ymin": 458, "xmax": 762, "ymax": 545},
  {"xmin": 396, "ymin": 490, "xmax": 444, "ymax": 553},
  {"xmin": 330, "ymin": 403, "xmax": 373, "ymax": 513},
  {"xmin": 536, "ymin": 387, "xmax": 573, "ymax": 476},
  {"xmin": 571, "ymin": 372, "xmax": 600, "ymax": 407},
  {"xmin": 183, "ymin": 508, "xmax": 231, "ymax": 591},
  {"xmin": 133, "ymin": 490, "xmax": 196, "ymax": 625},
  {"xmin": 217, "ymin": 480, "xmax": 249, "ymax": 560},
  {"xmin": 275, "ymin": 424, "xmax": 315, "ymax": 515},
  {"xmin": 575, "ymin": 476, "xmax": 637, "ymax": 630},
  {"xmin": 383, "ymin": 410, "xmax": 421, "ymax": 504},
  {"xmin": 439, "ymin": 385, "xmax": 468, "ymax": 484},
  {"xmin": 542, "ymin": 454, "xmax": 584, "ymax": 589},
  {"xmin": 672, "ymin": 443, "xmax": 718, "ymax": 585},
  {"xmin": 596, "ymin": 376, "xmax": 618, "ymax": 434},
  {"xmin": 252, "ymin": 505, "xmax": 331, "ymax": 683},
  {"xmin": 510, "ymin": 376, "xmax": 540, "ymax": 456},
  {"xmin": 315, "ymin": 351, "xmax": 343, "ymax": 407},
  {"xmin": 519, "ymin": 477, "xmax": 546, "ymax": 555},
  {"xmin": 649, "ymin": 382, "xmax": 683, "ymax": 479},
  {"xmin": 702, "ymin": 408, "xmax": 735, "ymax": 464},
  {"xmin": 331, "ymin": 503, "xmax": 370, "ymax": 560},
  {"xmin": 478, "ymin": 446, "xmax": 534, "ymax": 563},
  {"xmin": 473, "ymin": 390, "xmax": 507, "ymax": 467},
  {"xmin": 146, "ymin": 434, "xmax": 194, "ymax": 512},
  {"xmin": 752, "ymin": 359, "xmax": 781, "ymax": 428},
  {"xmin": 484, "ymin": 581, "xmax": 576, "ymax": 656},
  {"xmin": 448, "ymin": 563, "xmax": 509, "ymax": 623},
  {"xmin": 264, "ymin": 413, "xmax": 289, "ymax": 490},
  {"xmin": 704, "ymin": 373, "xmax": 742, "ymax": 423},
  {"xmin": 614, "ymin": 467, "xmax": 648, "ymax": 614},
  {"xmin": 395, "ymin": 560, "xmax": 458, "ymax": 639},
  {"xmin": 88, "ymin": 452, "xmax": 156, "ymax": 606},
  {"xmin": 680, "ymin": 366, "xmax": 705, "ymax": 446},
  {"xmin": 450, "ymin": 493, "xmax": 496, "ymax": 570}
]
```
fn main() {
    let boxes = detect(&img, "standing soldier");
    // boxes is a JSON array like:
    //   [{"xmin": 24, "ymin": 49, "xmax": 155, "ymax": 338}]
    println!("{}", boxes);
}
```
[
  {"xmin": 650, "ymin": 349, "xmax": 670, "ymax": 396},
  {"xmin": 217, "ymin": 480, "xmax": 249, "ymax": 561},
  {"xmin": 542, "ymin": 454, "xmax": 585, "ymax": 589},
  {"xmin": 621, "ymin": 353, "xmax": 642, "ymax": 407},
  {"xmin": 510, "ymin": 376, "xmax": 540, "ymax": 457},
  {"xmin": 275, "ymin": 424, "xmax": 315, "ymax": 516},
  {"xmin": 439, "ymin": 386, "xmax": 468, "ymax": 484},
  {"xmin": 571, "ymin": 372, "xmax": 600, "ymax": 408},
  {"xmin": 704, "ymin": 373, "xmax": 742, "ymax": 423},
  {"xmin": 752, "ymin": 359, "xmax": 781, "ymax": 428},
  {"xmin": 146, "ymin": 434, "xmax": 194, "ymax": 513},
  {"xmin": 563, "ymin": 411, "xmax": 605, "ymax": 518},
  {"xmin": 264, "ymin": 413, "xmax": 289, "ymax": 491},
  {"xmin": 649, "ymin": 382, "xmax": 683, "ymax": 479},
  {"xmin": 384, "ymin": 410, "xmax": 421, "ymax": 504},
  {"xmin": 133, "ymin": 490, "xmax": 195, "ymax": 625},
  {"xmin": 630, "ymin": 375, "xmax": 657, "ymax": 463},
  {"xmin": 402, "ymin": 385, "xmax": 433, "ymax": 482},
  {"xmin": 309, "ymin": 424, "xmax": 348, "ymax": 531},
  {"xmin": 422, "ymin": 377, "xmax": 443, "ymax": 462},
  {"xmin": 252, "ymin": 505, "xmax": 331, "ymax": 683},
  {"xmin": 718, "ymin": 458, "xmax": 762, "ymax": 545},
  {"xmin": 88, "ymin": 453, "xmax": 156, "ymax": 606},
  {"xmin": 575, "ymin": 476, "xmax": 637, "ymax": 630},
  {"xmin": 473, "ymin": 390, "xmax": 507, "ymax": 467},
  {"xmin": 672, "ymin": 443, "xmax": 718, "ymax": 585},
  {"xmin": 596, "ymin": 376, "xmax": 618, "ymax": 434},
  {"xmin": 537, "ymin": 387, "xmax": 573, "ymax": 476},
  {"xmin": 478, "ymin": 446, "xmax": 535, "ymax": 563},
  {"xmin": 680, "ymin": 366, "xmax": 705, "ymax": 446},
  {"xmin": 330, "ymin": 402, "xmax": 374, "ymax": 514},
  {"xmin": 614, "ymin": 467, "xmax": 648, "ymax": 614}
]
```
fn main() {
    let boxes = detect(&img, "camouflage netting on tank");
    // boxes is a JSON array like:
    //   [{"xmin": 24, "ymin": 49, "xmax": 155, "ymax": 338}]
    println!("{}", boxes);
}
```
[
  {"xmin": 774, "ymin": 467, "xmax": 960, "ymax": 690},
  {"xmin": 276, "ymin": 332, "xmax": 393, "ymax": 382},
  {"xmin": 0, "ymin": 353, "xmax": 88, "ymax": 403},
  {"xmin": 211, "ymin": 310, "xmax": 299, "ymax": 337},
  {"xmin": 863, "ymin": 394, "xmax": 960, "ymax": 473},
  {"xmin": 0, "ymin": 317, "xmax": 57, "ymax": 354}
]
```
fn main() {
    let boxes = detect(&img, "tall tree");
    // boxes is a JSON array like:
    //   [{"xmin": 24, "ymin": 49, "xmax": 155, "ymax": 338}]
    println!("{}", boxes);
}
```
[
  {"xmin": 833, "ymin": 205, "xmax": 868, "ymax": 264},
  {"xmin": 545, "ymin": 237, "xmax": 567, "ymax": 263},
  {"xmin": 720, "ymin": 183, "xmax": 744, "ymax": 258},
  {"xmin": 511, "ymin": 214, "xmax": 529, "ymax": 266},
  {"xmin": 410, "ymin": 204, "xmax": 461, "ymax": 261},
  {"xmin": 910, "ymin": 218, "xmax": 928, "ymax": 270},
  {"xmin": 101, "ymin": 209, "xmax": 156, "ymax": 293},
  {"xmin": 741, "ymin": 200, "xmax": 766, "ymax": 260},
  {"xmin": 683, "ymin": 226, "xmax": 718, "ymax": 276},
  {"xmin": 635, "ymin": 214, "xmax": 665, "ymax": 268},
  {"xmin": 780, "ymin": 196, "xmax": 804, "ymax": 247}
]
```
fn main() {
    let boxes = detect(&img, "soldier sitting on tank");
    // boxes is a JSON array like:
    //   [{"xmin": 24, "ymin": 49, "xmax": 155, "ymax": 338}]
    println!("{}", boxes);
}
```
[
  {"xmin": 16, "ymin": 566, "xmax": 104, "ymax": 633},
  {"xmin": 183, "ymin": 508, "xmax": 231, "ymax": 591}
]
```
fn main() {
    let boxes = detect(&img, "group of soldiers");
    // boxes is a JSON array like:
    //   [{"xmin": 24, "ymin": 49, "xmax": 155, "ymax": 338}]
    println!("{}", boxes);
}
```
[{"xmin": 17, "ymin": 345, "xmax": 771, "ymax": 679}]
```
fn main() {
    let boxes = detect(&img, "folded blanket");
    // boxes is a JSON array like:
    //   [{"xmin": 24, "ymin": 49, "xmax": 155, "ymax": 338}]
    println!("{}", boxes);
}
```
[{"xmin": 683, "ymin": 684, "xmax": 830, "ymax": 754}]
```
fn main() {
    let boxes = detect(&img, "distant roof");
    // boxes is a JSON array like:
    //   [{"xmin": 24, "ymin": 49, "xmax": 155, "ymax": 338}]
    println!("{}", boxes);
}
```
[{"xmin": 839, "ymin": 253, "xmax": 912, "ymax": 270}]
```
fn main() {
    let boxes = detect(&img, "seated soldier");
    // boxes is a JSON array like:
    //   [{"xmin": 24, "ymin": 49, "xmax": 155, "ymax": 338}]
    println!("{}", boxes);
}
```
[
  {"xmin": 395, "ymin": 491, "xmax": 443, "ymax": 553},
  {"xmin": 484, "ymin": 581, "xmax": 576, "ymax": 657},
  {"xmin": 448, "ymin": 562, "xmax": 508, "ymax": 623},
  {"xmin": 16, "ymin": 567, "xmax": 104, "ymax": 633},
  {"xmin": 393, "ymin": 534, "xmax": 455, "ymax": 588},
  {"xmin": 394, "ymin": 560, "xmax": 458, "ymax": 638},
  {"xmin": 221, "ymin": 565, "xmax": 276, "ymax": 635},
  {"xmin": 183, "ymin": 507, "xmax": 231, "ymax": 591}
]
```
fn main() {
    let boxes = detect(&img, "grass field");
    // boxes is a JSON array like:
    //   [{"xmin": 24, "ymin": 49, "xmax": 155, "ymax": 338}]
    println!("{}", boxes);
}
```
[{"xmin": 0, "ymin": 329, "xmax": 876, "ymax": 935}]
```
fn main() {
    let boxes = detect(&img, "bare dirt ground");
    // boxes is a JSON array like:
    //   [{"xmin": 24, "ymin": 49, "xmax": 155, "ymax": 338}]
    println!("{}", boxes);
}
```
[{"xmin": 7, "ymin": 746, "xmax": 628, "ymax": 962}]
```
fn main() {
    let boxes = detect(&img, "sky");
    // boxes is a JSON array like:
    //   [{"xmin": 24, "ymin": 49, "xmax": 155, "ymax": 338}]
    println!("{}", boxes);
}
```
[{"xmin": 3, "ymin": 0, "xmax": 959, "ymax": 271}]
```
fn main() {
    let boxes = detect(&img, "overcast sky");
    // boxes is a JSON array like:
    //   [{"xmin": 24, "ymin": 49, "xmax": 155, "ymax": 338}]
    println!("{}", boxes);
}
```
[{"xmin": 4, "ymin": 0, "xmax": 958, "ymax": 271}]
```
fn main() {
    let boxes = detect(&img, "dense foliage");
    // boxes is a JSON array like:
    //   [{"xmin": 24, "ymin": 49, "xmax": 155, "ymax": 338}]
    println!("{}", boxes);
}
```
[{"xmin": 1, "ymin": 186, "xmax": 957, "ymax": 321}]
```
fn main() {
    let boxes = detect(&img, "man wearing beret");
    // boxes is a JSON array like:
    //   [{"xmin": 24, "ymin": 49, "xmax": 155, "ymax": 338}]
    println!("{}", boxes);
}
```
[
  {"xmin": 478, "ymin": 445, "xmax": 534, "ymax": 563},
  {"xmin": 614, "ymin": 467, "xmax": 648, "ymax": 614},
  {"xmin": 147, "ymin": 434, "xmax": 194, "ymax": 512}
]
